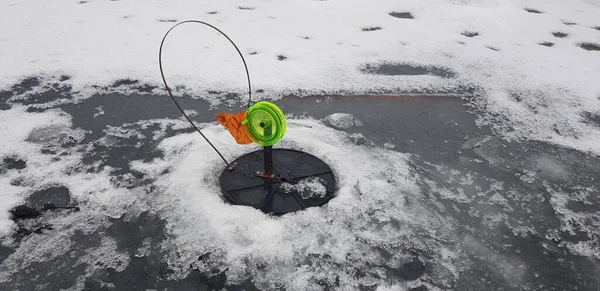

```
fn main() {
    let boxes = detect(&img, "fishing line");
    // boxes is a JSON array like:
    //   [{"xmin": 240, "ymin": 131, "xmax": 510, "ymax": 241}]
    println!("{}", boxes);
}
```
[{"xmin": 158, "ymin": 20, "xmax": 253, "ymax": 166}]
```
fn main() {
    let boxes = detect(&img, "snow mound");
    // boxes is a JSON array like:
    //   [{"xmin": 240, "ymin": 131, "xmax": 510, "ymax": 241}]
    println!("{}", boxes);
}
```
[{"xmin": 132, "ymin": 119, "xmax": 464, "ymax": 289}]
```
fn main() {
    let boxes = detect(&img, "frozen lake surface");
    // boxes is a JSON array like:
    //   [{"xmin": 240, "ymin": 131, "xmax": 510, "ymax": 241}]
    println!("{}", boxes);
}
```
[{"xmin": 1, "ymin": 0, "xmax": 600, "ymax": 290}]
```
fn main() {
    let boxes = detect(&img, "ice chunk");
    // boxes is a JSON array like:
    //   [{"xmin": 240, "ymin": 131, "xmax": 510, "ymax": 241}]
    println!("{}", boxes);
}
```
[
  {"xmin": 324, "ymin": 113, "xmax": 356, "ymax": 129},
  {"xmin": 280, "ymin": 177, "xmax": 327, "ymax": 199}
]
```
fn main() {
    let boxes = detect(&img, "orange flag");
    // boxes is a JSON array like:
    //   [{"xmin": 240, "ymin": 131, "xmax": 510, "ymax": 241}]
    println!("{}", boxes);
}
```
[{"xmin": 215, "ymin": 111, "xmax": 253, "ymax": 144}]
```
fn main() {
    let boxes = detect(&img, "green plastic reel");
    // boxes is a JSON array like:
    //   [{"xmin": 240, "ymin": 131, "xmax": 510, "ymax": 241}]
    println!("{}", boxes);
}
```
[{"xmin": 242, "ymin": 101, "xmax": 286, "ymax": 146}]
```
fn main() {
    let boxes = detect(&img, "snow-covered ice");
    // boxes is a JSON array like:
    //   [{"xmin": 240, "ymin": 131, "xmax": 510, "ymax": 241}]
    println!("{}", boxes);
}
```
[{"xmin": 1, "ymin": 0, "xmax": 599, "ymax": 154}]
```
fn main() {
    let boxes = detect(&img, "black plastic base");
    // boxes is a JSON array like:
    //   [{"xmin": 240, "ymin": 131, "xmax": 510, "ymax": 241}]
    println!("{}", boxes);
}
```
[{"xmin": 219, "ymin": 149, "xmax": 336, "ymax": 214}]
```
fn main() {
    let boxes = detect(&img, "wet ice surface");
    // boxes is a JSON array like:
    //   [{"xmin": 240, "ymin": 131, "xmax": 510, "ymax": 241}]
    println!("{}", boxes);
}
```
[{"xmin": 0, "ymin": 86, "xmax": 599, "ymax": 291}]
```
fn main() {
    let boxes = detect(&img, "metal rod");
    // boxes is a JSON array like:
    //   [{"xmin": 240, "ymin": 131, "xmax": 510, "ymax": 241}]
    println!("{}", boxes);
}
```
[{"xmin": 264, "ymin": 146, "xmax": 273, "ymax": 177}]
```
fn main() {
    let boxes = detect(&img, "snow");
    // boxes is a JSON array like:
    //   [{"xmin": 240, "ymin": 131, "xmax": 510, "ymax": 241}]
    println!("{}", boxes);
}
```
[
  {"xmin": 0, "ymin": 106, "xmax": 142, "ymax": 283},
  {"xmin": 548, "ymin": 185, "xmax": 600, "ymax": 258},
  {"xmin": 0, "ymin": 107, "xmax": 72, "ymax": 235},
  {"xmin": 1, "ymin": 0, "xmax": 599, "ymax": 154}
]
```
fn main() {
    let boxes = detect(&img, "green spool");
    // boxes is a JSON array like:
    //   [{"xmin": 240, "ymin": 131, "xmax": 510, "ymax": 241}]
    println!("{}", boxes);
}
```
[{"xmin": 242, "ymin": 101, "xmax": 286, "ymax": 146}]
